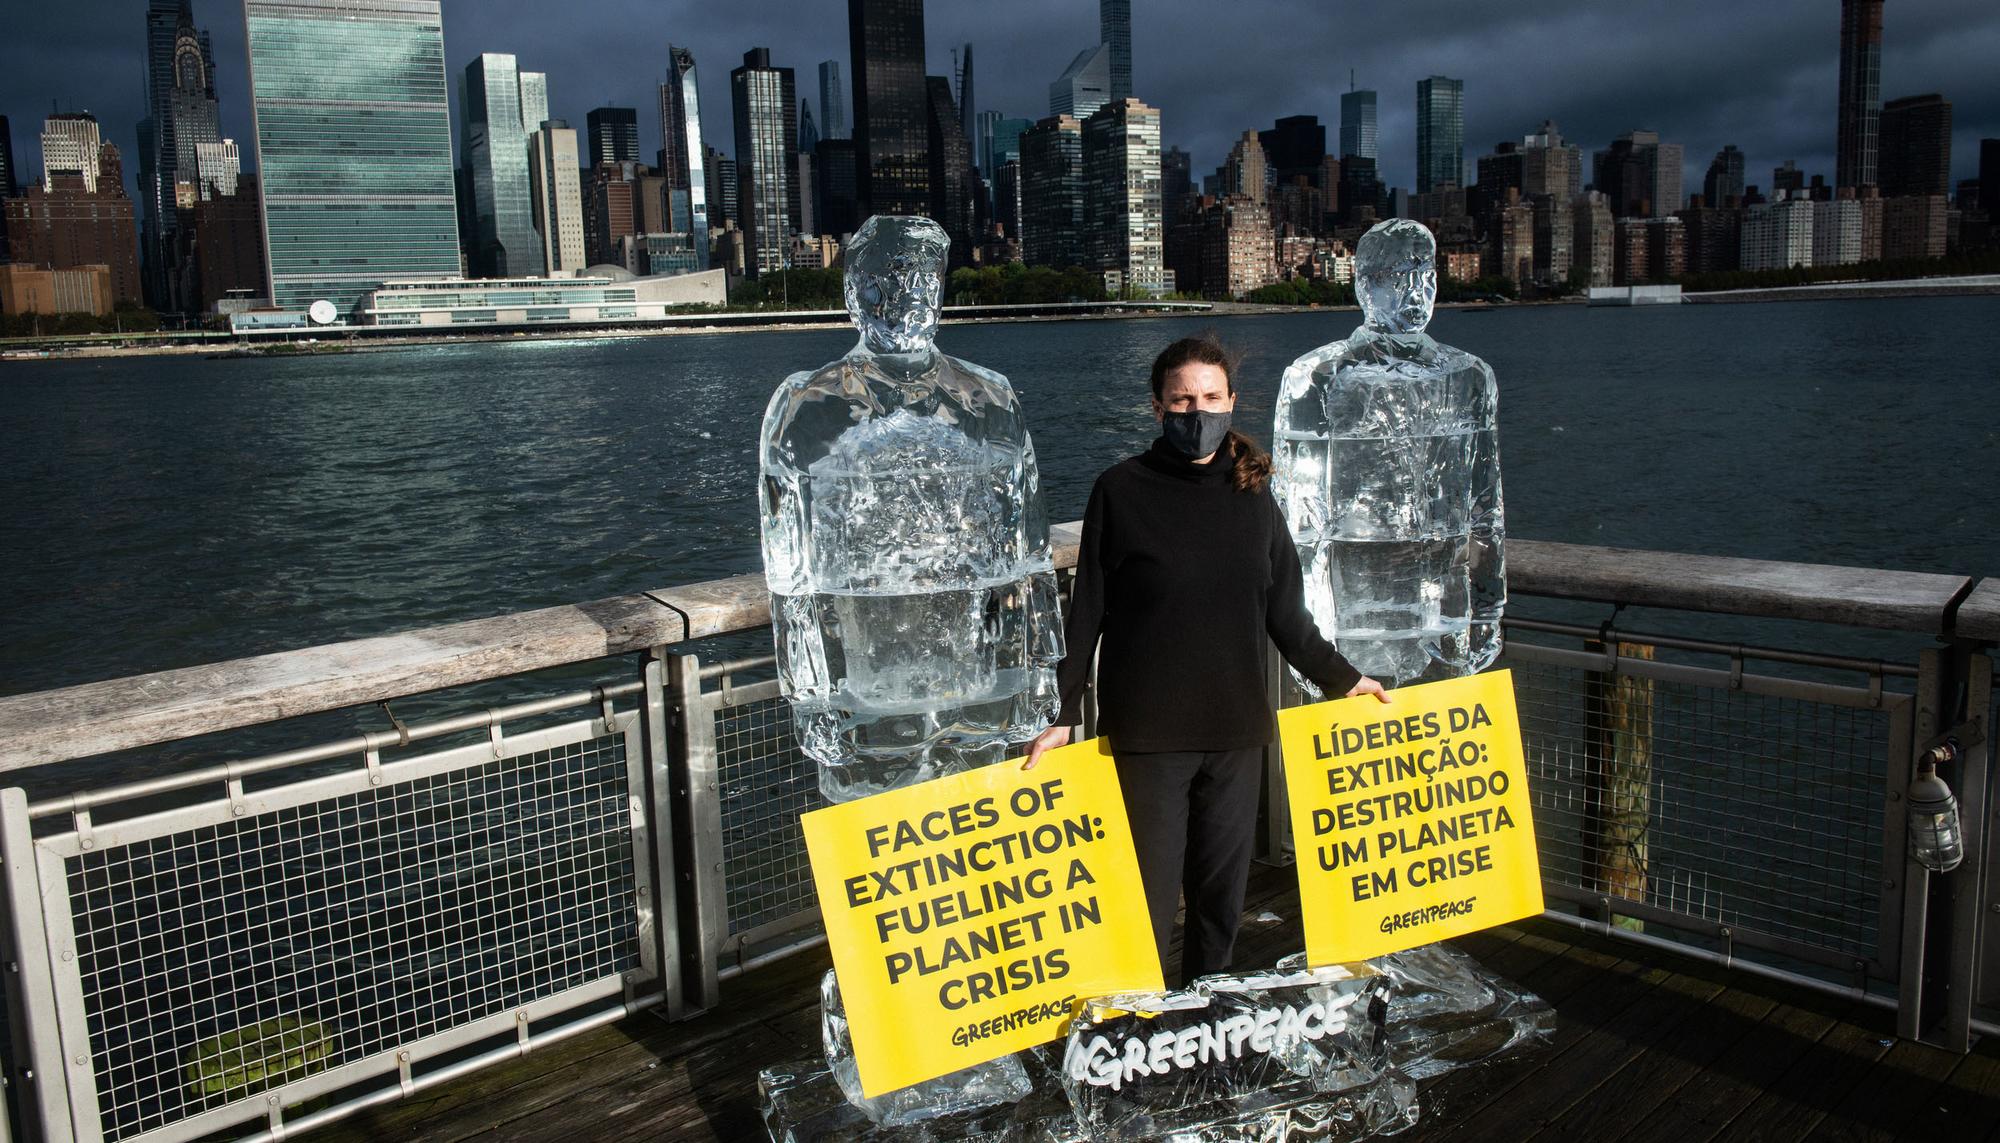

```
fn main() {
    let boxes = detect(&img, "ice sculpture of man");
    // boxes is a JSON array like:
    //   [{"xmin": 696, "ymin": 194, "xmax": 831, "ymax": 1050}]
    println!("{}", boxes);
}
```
[
  {"xmin": 758, "ymin": 215, "xmax": 1063, "ymax": 802},
  {"xmin": 1272, "ymin": 218, "xmax": 1504, "ymax": 686}
]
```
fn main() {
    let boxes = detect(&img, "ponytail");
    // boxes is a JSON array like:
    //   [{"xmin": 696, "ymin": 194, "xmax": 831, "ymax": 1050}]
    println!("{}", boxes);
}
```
[
  {"xmin": 1225, "ymin": 429, "xmax": 1272, "ymax": 495},
  {"xmin": 1150, "ymin": 334, "xmax": 1270, "ymax": 495}
]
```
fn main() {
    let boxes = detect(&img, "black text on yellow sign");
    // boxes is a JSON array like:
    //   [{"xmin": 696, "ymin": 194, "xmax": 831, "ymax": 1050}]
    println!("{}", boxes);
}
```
[
  {"xmin": 1278, "ymin": 670, "xmax": 1542, "ymax": 964},
  {"xmin": 802, "ymin": 737, "xmax": 1162, "ymax": 1096}
]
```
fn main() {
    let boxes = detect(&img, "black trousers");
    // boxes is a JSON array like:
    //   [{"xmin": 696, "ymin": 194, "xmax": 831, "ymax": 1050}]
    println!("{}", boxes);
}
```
[{"xmin": 1114, "ymin": 746, "xmax": 1265, "ymax": 986}]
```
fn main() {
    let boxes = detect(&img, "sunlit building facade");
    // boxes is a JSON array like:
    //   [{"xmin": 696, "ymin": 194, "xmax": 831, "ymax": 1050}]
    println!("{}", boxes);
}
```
[{"xmin": 246, "ymin": 0, "xmax": 460, "ymax": 313}]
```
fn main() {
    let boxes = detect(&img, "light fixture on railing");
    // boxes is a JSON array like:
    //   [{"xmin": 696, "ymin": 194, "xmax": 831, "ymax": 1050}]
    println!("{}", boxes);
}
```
[{"xmin": 1907, "ymin": 739, "xmax": 1964, "ymax": 874}]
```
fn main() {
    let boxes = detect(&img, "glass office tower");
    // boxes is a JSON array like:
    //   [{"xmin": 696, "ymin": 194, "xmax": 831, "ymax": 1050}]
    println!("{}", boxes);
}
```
[
  {"xmin": 1340, "ymin": 88, "xmax": 1378, "ymax": 161},
  {"xmin": 731, "ymin": 48, "xmax": 798, "ymax": 277},
  {"xmin": 463, "ymin": 53, "xmax": 545, "ymax": 279},
  {"xmin": 246, "ymin": 0, "xmax": 460, "ymax": 314},
  {"xmin": 661, "ymin": 44, "xmax": 710, "ymax": 270},
  {"xmin": 1416, "ymin": 75, "xmax": 1465, "ymax": 194}
]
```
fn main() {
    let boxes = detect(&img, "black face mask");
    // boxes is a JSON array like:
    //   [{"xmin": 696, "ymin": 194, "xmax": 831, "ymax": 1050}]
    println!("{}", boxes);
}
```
[{"xmin": 1161, "ymin": 409, "xmax": 1233, "ymax": 459}]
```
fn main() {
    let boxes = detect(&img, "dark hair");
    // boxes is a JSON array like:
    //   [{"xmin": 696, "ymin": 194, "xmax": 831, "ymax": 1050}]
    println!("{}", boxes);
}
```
[{"xmin": 1149, "ymin": 335, "xmax": 1271, "ymax": 494}]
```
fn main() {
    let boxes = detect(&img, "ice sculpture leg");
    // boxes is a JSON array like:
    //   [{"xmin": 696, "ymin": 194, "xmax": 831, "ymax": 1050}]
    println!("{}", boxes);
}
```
[
  {"xmin": 758, "ymin": 215, "xmax": 1063, "ymax": 803},
  {"xmin": 1273, "ymin": 218, "xmax": 1506, "ymax": 688}
]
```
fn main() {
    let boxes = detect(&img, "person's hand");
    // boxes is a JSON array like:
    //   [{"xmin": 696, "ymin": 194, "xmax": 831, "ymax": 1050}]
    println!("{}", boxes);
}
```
[
  {"xmin": 1346, "ymin": 676, "xmax": 1391, "ymax": 703},
  {"xmin": 1021, "ymin": 725, "xmax": 1072, "ymax": 769}
]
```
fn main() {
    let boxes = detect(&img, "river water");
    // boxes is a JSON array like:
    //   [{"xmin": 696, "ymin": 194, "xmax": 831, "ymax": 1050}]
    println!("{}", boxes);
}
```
[{"xmin": 4, "ymin": 296, "xmax": 1999, "ymax": 702}]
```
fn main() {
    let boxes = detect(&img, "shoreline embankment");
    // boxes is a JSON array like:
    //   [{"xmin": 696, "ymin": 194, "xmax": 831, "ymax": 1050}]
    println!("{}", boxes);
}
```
[{"xmin": 3, "ymin": 276, "xmax": 1995, "ymax": 363}]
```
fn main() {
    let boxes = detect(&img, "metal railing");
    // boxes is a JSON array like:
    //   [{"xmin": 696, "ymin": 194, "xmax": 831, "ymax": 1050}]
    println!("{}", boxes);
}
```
[{"xmin": 0, "ymin": 537, "xmax": 1990, "ymax": 1141}]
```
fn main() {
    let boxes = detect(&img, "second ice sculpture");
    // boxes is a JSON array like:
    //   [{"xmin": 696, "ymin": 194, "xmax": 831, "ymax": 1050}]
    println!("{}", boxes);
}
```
[
  {"xmin": 1273, "ymin": 218, "xmax": 1505, "ymax": 687},
  {"xmin": 758, "ymin": 215, "xmax": 1064, "ymax": 803}
]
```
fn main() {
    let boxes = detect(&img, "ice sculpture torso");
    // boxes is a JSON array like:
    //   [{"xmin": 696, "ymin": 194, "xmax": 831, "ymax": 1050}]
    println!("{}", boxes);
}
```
[
  {"xmin": 758, "ymin": 216, "xmax": 1062, "ymax": 802},
  {"xmin": 1273, "ymin": 218, "xmax": 1505, "ymax": 686}
]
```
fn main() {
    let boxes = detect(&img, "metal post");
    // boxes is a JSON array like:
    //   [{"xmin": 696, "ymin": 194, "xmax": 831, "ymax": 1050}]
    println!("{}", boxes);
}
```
[
  {"xmin": 1945, "ymin": 651, "xmax": 1992, "ymax": 1047},
  {"xmin": 0, "ymin": 788, "xmax": 78, "ymax": 1142},
  {"xmin": 665, "ymin": 654, "xmax": 726, "ymax": 1014},
  {"xmin": 1898, "ymin": 642, "xmax": 1987, "ymax": 1048},
  {"xmin": 638, "ymin": 651, "xmax": 688, "ymax": 1020}
]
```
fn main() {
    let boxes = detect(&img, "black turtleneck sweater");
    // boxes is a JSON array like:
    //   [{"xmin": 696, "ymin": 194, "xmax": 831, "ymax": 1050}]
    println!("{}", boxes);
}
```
[{"xmin": 1055, "ymin": 439, "xmax": 1362, "ymax": 753}]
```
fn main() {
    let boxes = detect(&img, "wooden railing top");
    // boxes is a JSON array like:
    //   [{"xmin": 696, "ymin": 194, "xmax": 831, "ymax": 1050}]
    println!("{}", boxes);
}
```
[
  {"xmin": 1959, "ymin": 579, "xmax": 2000, "ymax": 643},
  {"xmin": 0, "ymin": 526, "xmax": 1982, "ymax": 773},
  {"xmin": 1510, "ymin": 541, "xmax": 1975, "ymax": 636}
]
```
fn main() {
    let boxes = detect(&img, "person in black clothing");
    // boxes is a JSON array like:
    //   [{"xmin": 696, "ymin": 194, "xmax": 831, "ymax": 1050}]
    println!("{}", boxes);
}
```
[{"xmin": 1022, "ymin": 335, "xmax": 1389, "ymax": 985}]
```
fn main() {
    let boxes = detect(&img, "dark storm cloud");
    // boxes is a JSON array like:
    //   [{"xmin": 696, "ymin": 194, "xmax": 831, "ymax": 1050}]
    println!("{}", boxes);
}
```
[{"xmin": 2, "ymin": 0, "xmax": 1995, "ymax": 200}]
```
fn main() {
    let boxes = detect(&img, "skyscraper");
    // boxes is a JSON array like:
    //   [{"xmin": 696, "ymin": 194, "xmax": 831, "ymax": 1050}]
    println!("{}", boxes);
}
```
[
  {"xmin": 1161, "ymin": 145, "xmax": 1192, "ymax": 216},
  {"xmin": 927, "ymin": 76, "xmax": 976, "ymax": 267},
  {"xmin": 518, "ymin": 72, "xmax": 548, "ymax": 133},
  {"xmin": 139, "ymin": 1, "xmax": 222, "ymax": 309},
  {"xmin": 1704, "ymin": 145, "xmax": 1746, "ymax": 204},
  {"xmin": 974, "ymin": 109, "xmax": 1002, "ymax": 178},
  {"xmin": 731, "ymin": 47, "xmax": 798, "ymax": 276},
  {"xmin": 1083, "ymin": 99, "xmax": 1163, "ymax": 295},
  {"xmin": 1339, "ymin": 88, "xmax": 1377, "ymax": 161},
  {"xmin": 818, "ymin": 60, "xmax": 848, "ymax": 141},
  {"xmin": 661, "ymin": 45, "xmax": 710, "ymax": 269},
  {"xmin": 529, "ymin": 120, "xmax": 585, "ymax": 274},
  {"xmin": 1049, "ymin": 45, "xmax": 1111, "ymax": 121},
  {"xmin": 1224, "ymin": 131, "xmax": 1267, "ymax": 204},
  {"xmin": 246, "ymin": 0, "xmax": 460, "ymax": 313},
  {"xmin": 462, "ymin": 54, "xmax": 544, "ymax": 278},
  {"xmin": 587, "ymin": 107, "xmax": 640, "ymax": 167},
  {"xmin": 1594, "ymin": 130, "xmax": 1682, "ymax": 217},
  {"xmin": 849, "ymin": 0, "xmax": 930, "ymax": 216},
  {"xmin": 41, "ymin": 115, "xmax": 104, "ymax": 192},
  {"xmin": 801, "ymin": 100, "xmax": 821, "ymax": 154},
  {"xmin": 0, "ymin": 116, "xmax": 14, "ymax": 197},
  {"xmin": 1101, "ymin": 0, "xmax": 1132, "ymax": 103},
  {"xmin": 1020, "ymin": 115, "xmax": 1083, "ymax": 267},
  {"xmin": 957, "ymin": 43, "xmax": 976, "ymax": 146},
  {"xmin": 1416, "ymin": 76, "xmax": 1464, "ymax": 194},
  {"xmin": 1836, "ymin": 0, "xmax": 1884, "ymax": 189},
  {"xmin": 1260, "ymin": 115, "xmax": 1326, "ymax": 184},
  {"xmin": 814, "ymin": 138, "xmax": 859, "ymax": 237},
  {"xmin": 705, "ymin": 144, "xmax": 737, "ymax": 234},
  {"xmin": 1520, "ymin": 120, "xmax": 1577, "ymax": 202},
  {"xmin": 1879, "ymin": 94, "xmax": 1953, "ymax": 198}
]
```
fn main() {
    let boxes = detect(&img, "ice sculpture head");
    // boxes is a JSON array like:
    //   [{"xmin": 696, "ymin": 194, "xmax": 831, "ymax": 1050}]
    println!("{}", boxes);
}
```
[
  {"xmin": 845, "ymin": 215, "xmax": 948, "ymax": 354},
  {"xmin": 1356, "ymin": 218, "xmax": 1439, "ymax": 336}
]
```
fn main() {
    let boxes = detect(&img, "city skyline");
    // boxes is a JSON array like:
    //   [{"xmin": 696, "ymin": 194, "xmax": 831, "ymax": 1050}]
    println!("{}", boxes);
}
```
[{"xmin": 3, "ymin": 0, "xmax": 1995, "ymax": 212}]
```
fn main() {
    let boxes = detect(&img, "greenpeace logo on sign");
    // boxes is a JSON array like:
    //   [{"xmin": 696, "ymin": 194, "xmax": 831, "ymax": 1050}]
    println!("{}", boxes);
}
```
[
  {"xmin": 951, "ymin": 996, "xmax": 1075, "ymax": 1047},
  {"xmin": 1068, "ymin": 994, "xmax": 1359, "ymax": 1092},
  {"xmin": 1380, "ymin": 896, "xmax": 1477, "ymax": 935}
]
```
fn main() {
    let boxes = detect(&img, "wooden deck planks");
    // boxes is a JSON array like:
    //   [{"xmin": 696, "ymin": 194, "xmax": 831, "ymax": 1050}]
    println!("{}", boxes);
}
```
[{"xmin": 285, "ymin": 883, "xmax": 2000, "ymax": 1143}]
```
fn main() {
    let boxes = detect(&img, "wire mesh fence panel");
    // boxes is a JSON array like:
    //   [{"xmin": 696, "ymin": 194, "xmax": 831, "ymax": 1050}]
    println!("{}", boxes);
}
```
[
  {"xmin": 1509, "ymin": 651, "xmax": 1894, "ymax": 969},
  {"xmin": 715, "ymin": 693, "xmax": 823, "ymax": 935},
  {"xmin": 46, "ymin": 723, "xmax": 642, "ymax": 1143}
]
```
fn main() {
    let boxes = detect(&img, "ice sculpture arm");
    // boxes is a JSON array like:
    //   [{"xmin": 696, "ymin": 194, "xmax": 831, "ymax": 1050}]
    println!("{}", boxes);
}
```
[
  {"xmin": 1053, "ymin": 479, "xmax": 1109, "ymax": 728},
  {"xmin": 1264, "ymin": 494, "xmax": 1362, "ymax": 698},
  {"xmin": 1467, "ymin": 362, "xmax": 1506, "ymax": 673}
]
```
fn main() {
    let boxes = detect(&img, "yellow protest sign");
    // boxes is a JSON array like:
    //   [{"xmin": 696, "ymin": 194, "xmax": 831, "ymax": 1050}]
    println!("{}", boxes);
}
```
[
  {"xmin": 801, "ymin": 736, "xmax": 1163, "ymax": 1097},
  {"xmin": 1279, "ymin": 670, "xmax": 1542, "ymax": 965}
]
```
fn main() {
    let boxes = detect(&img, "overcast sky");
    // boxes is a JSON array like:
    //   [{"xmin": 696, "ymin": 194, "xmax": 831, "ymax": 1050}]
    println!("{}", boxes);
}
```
[{"xmin": 3, "ymin": 0, "xmax": 1995, "ymax": 200}]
